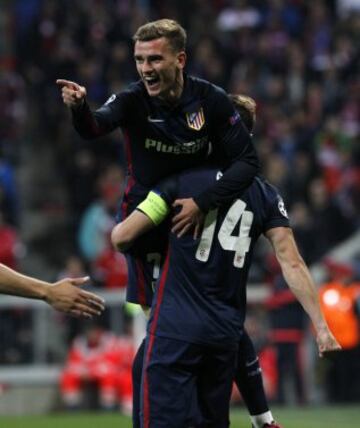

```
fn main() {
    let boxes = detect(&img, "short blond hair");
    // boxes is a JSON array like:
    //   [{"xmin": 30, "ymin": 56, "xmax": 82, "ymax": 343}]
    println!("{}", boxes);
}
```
[
  {"xmin": 228, "ymin": 94, "xmax": 256, "ymax": 132},
  {"xmin": 133, "ymin": 19, "xmax": 187, "ymax": 52}
]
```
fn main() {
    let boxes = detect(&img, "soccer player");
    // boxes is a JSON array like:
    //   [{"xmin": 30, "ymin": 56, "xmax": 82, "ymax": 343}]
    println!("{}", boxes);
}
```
[
  {"xmin": 0, "ymin": 263, "xmax": 104, "ymax": 317},
  {"xmin": 116, "ymin": 94, "xmax": 278, "ymax": 427},
  {"xmin": 56, "ymin": 17, "xmax": 259, "ymax": 301},
  {"xmin": 112, "ymin": 165, "xmax": 340, "ymax": 427},
  {"xmin": 117, "ymin": 94, "xmax": 273, "ymax": 428}
]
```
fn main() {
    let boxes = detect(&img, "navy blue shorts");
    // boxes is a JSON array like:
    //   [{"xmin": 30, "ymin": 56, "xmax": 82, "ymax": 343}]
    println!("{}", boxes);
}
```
[
  {"xmin": 140, "ymin": 334, "xmax": 237, "ymax": 428},
  {"xmin": 118, "ymin": 185, "xmax": 169, "ymax": 307},
  {"xmin": 125, "ymin": 222, "xmax": 169, "ymax": 307}
]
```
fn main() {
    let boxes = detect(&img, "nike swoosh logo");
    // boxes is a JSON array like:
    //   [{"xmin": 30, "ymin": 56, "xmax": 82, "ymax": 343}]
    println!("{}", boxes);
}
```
[{"xmin": 148, "ymin": 116, "xmax": 165, "ymax": 123}]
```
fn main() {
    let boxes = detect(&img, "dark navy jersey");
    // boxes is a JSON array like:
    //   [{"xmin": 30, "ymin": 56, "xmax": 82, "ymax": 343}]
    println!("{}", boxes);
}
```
[
  {"xmin": 147, "ymin": 170, "xmax": 290, "ymax": 347},
  {"xmin": 71, "ymin": 73, "xmax": 259, "ymax": 213}
]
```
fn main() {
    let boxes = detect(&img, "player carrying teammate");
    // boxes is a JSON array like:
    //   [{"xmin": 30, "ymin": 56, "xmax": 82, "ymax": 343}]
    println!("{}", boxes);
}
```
[{"xmin": 112, "ymin": 95, "xmax": 340, "ymax": 427}]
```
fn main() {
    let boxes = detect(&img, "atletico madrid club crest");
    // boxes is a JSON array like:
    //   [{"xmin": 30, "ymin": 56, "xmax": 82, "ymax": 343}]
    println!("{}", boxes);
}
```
[{"xmin": 186, "ymin": 108, "xmax": 205, "ymax": 131}]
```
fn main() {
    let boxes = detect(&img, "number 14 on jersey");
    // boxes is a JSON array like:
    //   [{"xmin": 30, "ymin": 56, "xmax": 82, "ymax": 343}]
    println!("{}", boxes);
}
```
[{"xmin": 196, "ymin": 199, "xmax": 254, "ymax": 268}]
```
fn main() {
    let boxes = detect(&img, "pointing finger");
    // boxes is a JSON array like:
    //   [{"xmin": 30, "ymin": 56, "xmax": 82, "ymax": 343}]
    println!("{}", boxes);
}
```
[{"xmin": 56, "ymin": 79, "xmax": 81, "ymax": 90}]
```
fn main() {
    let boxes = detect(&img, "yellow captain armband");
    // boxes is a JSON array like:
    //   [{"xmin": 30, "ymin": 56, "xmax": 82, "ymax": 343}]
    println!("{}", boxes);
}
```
[{"xmin": 137, "ymin": 191, "xmax": 170, "ymax": 226}]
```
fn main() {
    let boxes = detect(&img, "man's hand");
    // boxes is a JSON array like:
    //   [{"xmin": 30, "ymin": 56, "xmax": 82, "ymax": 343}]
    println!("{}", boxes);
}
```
[
  {"xmin": 316, "ymin": 326, "xmax": 341, "ymax": 357},
  {"xmin": 56, "ymin": 79, "xmax": 87, "ymax": 108},
  {"xmin": 171, "ymin": 198, "xmax": 204, "ymax": 239},
  {"xmin": 45, "ymin": 277, "xmax": 105, "ymax": 318}
]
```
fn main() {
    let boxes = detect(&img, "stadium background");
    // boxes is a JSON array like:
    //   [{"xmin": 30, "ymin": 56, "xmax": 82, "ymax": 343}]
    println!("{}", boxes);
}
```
[{"xmin": 0, "ymin": 0, "xmax": 359, "ymax": 426}]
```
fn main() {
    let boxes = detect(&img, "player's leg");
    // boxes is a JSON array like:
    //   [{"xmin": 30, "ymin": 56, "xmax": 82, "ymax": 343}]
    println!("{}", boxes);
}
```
[
  {"xmin": 140, "ymin": 335, "xmax": 200, "ymax": 428},
  {"xmin": 196, "ymin": 344, "xmax": 238, "ymax": 428},
  {"xmin": 125, "ymin": 249, "xmax": 162, "ymax": 426},
  {"xmin": 117, "ymin": 217, "xmax": 169, "ymax": 424},
  {"xmin": 235, "ymin": 331, "xmax": 281, "ymax": 428},
  {"xmin": 132, "ymin": 338, "xmax": 146, "ymax": 427}
]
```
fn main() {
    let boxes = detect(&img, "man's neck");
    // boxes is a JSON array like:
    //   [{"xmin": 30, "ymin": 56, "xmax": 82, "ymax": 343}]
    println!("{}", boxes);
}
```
[{"xmin": 159, "ymin": 72, "xmax": 184, "ymax": 105}]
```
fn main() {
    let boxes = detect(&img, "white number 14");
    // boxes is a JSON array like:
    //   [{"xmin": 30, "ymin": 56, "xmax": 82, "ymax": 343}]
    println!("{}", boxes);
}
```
[{"xmin": 195, "ymin": 199, "xmax": 254, "ymax": 268}]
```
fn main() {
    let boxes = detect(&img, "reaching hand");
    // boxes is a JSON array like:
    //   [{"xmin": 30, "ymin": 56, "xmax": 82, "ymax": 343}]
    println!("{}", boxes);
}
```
[
  {"xmin": 316, "ymin": 327, "xmax": 341, "ymax": 357},
  {"xmin": 45, "ymin": 277, "xmax": 105, "ymax": 318},
  {"xmin": 171, "ymin": 198, "xmax": 204, "ymax": 239},
  {"xmin": 56, "ymin": 79, "xmax": 87, "ymax": 108}
]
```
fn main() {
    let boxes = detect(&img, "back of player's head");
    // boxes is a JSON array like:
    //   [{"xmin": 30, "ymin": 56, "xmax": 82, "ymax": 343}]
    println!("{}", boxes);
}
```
[
  {"xmin": 133, "ymin": 19, "xmax": 187, "ymax": 53},
  {"xmin": 228, "ymin": 94, "xmax": 256, "ymax": 133}
]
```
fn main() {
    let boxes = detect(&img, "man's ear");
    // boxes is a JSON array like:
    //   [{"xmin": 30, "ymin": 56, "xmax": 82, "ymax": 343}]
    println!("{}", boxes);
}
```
[{"xmin": 177, "ymin": 51, "xmax": 186, "ymax": 69}]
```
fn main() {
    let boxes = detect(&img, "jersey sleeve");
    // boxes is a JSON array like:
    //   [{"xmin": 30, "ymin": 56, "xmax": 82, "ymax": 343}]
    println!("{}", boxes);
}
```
[
  {"xmin": 153, "ymin": 175, "xmax": 178, "ymax": 206},
  {"xmin": 262, "ymin": 184, "xmax": 291, "ymax": 232},
  {"xmin": 71, "ymin": 91, "xmax": 134, "ymax": 139},
  {"xmin": 194, "ymin": 87, "xmax": 259, "ymax": 212}
]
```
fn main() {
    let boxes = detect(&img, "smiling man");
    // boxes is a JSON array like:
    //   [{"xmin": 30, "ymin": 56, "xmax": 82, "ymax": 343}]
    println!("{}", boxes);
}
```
[{"xmin": 133, "ymin": 33, "xmax": 185, "ymax": 100}]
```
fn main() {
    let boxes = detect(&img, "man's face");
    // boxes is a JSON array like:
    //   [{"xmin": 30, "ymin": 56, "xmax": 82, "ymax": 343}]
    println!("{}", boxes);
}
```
[{"xmin": 134, "ymin": 37, "xmax": 186, "ymax": 101}]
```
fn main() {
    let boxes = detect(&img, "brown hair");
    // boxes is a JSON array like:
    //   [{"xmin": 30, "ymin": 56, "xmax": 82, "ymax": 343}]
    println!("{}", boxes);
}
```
[
  {"xmin": 228, "ymin": 94, "xmax": 256, "ymax": 132},
  {"xmin": 133, "ymin": 19, "xmax": 187, "ymax": 52}
]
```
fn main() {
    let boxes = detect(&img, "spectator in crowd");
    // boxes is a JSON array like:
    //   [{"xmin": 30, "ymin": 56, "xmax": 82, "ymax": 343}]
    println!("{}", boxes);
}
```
[
  {"xmin": 93, "ymin": 240, "xmax": 128, "ymax": 289},
  {"xmin": 266, "ymin": 275, "xmax": 307, "ymax": 405},
  {"xmin": 0, "ymin": 210, "xmax": 20, "ymax": 269},
  {"xmin": 319, "ymin": 261, "xmax": 360, "ymax": 402},
  {"xmin": 78, "ymin": 165, "xmax": 124, "ymax": 262},
  {"xmin": 60, "ymin": 322, "xmax": 134, "ymax": 412}
]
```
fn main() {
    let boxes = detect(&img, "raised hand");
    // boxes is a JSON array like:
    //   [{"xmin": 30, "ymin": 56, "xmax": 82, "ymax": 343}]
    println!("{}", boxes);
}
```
[
  {"xmin": 45, "ymin": 277, "xmax": 105, "ymax": 318},
  {"xmin": 56, "ymin": 79, "xmax": 87, "ymax": 108}
]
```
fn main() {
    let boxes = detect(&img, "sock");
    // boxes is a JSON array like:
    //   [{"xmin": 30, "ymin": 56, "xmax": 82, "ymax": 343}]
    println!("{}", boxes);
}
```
[
  {"xmin": 132, "ymin": 339, "xmax": 145, "ymax": 428},
  {"xmin": 235, "ymin": 331, "xmax": 269, "ymax": 415},
  {"xmin": 250, "ymin": 411, "xmax": 274, "ymax": 428}
]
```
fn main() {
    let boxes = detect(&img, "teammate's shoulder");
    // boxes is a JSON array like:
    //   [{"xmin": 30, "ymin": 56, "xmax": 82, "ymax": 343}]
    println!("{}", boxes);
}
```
[
  {"xmin": 187, "ymin": 75, "xmax": 227, "ymax": 100},
  {"xmin": 253, "ymin": 176, "xmax": 280, "ymax": 195},
  {"xmin": 248, "ymin": 176, "xmax": 281, "ymax": 204},
  {"xmin": 253, "ymin": 177, "xmax": 289, "ymax": 219}
]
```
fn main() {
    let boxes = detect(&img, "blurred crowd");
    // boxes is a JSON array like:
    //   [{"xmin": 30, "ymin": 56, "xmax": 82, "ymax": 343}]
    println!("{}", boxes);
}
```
[{"xmin": 0, "ymin": 0, "xmax": 359, "ymax": 403}]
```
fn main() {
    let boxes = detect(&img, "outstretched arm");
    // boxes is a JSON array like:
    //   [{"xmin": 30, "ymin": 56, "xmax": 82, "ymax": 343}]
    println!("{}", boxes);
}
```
[
  {"xmin": 56, "ymin": 79, "xmax": 126, "ymax": 139},
  {"xmin": 0, "ymin": 264, "xmax": 105, "ymax": 318},
  {"xmin": 265, "ymin": 227, "xmax": 341, "ymax": 357}
]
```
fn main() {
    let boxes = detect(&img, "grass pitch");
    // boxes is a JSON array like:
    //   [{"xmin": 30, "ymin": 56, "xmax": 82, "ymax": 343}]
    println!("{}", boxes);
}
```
[{"xmin": 0, "ymin": 405, "xmax": 358, "ymax": 427}]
